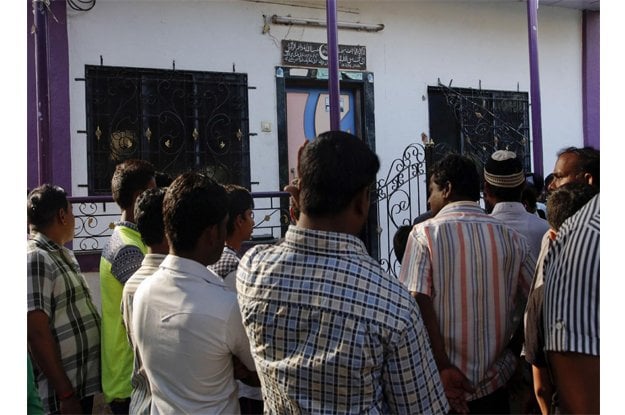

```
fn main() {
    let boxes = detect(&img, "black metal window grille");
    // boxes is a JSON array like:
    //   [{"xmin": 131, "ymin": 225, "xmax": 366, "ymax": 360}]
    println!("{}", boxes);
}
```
[
  {"xmin": 428, "ymin": 83, "xmax": 531, "ymax": 176},
  {"xmin": 85, "ymin": 65, "xmax": 250, "ymax": 194}
]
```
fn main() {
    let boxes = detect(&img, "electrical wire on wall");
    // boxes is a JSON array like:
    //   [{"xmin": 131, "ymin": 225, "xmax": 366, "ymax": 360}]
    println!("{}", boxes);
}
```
[{"xmin": 67, "ymin": 0, "xmax": 95, "ymax": 12}]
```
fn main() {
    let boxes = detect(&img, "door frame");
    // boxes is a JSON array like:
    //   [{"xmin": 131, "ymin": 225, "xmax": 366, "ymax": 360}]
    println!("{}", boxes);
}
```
[{"xmin": 275, "ymin": 66, "xmax": 379, "ymax": 258}]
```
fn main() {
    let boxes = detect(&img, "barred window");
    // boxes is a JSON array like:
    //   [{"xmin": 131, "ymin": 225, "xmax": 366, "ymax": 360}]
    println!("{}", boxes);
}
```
[
  {"xmin": 427, "ymin": 84, "xmax": 531, "ymax": 174},
  {"xmin": 85, "ymin": 65, "xmax": 250, "ymax": 194}
]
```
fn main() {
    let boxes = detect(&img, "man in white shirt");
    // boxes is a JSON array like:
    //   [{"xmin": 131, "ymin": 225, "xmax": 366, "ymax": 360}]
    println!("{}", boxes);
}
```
[
  {"xmin": 132, "ymin": 173, "xmax": 257, "ymax": 414},
  {"xmin": 483, "ymin": 150, "xmax": 549, "ymax": 262}
]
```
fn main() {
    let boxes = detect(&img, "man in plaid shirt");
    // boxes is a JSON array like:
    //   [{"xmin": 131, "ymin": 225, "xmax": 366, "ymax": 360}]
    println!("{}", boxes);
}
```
[
  {"xmin": 27, "ymin": 184, "xmax": 101, "ymax": 414},
  {"xmin": 237, "ymin": 131, "xmax": 448, "ymax": 414}
]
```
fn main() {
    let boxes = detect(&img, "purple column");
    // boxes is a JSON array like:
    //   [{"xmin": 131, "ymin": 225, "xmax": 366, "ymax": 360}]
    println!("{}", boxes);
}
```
[
  {"xmin": 28, "ymin": 0, "xmax": 72, "ymax": 192},
  {"xmin": 582, "ymin": 11, "xmax": 600, "ymax": 150},
  {"xmin": 326, "ymin": 0, "xmax": 341, "ymax": 131},
  {"xmin": 526, "ymin": 0, "xmax": 544, "ymax": 178},
  {"xmin": 32, "ymin": 0, "xmax": 51, "ymax": 185}
]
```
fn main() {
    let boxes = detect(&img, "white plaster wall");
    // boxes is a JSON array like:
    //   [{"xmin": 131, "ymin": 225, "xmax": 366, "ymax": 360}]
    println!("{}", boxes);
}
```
[{"xmin": 67, "ymin": 0, "xmax": 584, "ymax": 197}]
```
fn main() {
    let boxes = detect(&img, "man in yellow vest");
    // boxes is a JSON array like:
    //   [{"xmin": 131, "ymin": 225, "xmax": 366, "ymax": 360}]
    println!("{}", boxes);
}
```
[{"xmin": 100, "ymin": 159, "xmax": 155, "ymax": 414}]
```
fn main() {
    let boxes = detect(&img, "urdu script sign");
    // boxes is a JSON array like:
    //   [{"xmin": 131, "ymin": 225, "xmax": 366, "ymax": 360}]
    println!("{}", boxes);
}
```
[{"xmin": 281, "ymin": 40, "xmax": 367, "ymax": 70}]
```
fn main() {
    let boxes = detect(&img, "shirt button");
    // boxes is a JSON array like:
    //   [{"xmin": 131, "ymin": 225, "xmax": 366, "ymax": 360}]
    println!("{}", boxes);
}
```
[{"xmin": 555, "ymin": 321, "xmax": 564, "ymax": 330}]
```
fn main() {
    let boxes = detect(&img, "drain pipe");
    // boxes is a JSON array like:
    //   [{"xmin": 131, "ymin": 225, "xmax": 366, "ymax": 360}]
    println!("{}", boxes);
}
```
[
  {"xmin": 526, "ymin": 0, "xmax": 544, "ymax": 178},
  {"xmin": 32, "ymin": 0, "xmax": 51, "ymax": 185}
]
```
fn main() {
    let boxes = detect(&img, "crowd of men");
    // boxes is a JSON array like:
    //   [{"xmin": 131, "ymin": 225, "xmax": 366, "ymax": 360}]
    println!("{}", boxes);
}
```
[{"xmin": 27, "ymin": 130, "xmax": 599, "ymax": 415}]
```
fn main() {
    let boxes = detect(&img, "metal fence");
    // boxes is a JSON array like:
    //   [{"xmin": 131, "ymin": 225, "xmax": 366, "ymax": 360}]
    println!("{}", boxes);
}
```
[{"xmin": 69, "ymin": 191, "xmax": 292, "ymax": 269}]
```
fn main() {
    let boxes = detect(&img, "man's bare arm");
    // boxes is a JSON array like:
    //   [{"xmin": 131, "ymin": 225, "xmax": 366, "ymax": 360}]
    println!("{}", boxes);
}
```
[
  {"xmin": 28, "ymin": 310, "xmax": 82, "ymax": 414},
  {"xmin": 547, "ymin": 351, "xmax": 599, "ymax": 414}
]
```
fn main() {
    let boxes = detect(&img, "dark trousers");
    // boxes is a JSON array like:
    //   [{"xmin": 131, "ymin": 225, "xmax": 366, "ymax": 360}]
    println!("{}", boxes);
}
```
[
  {"xmin": 467, "ymin": 387, "xmax": 510, "ymax": 414},
  {"xmin": 239, "ymin": 397, "xmax": 264, "ymax": 415},
  {"xmin": 108, "ymin": 397, "xmax": 131, "ymax": 415},
  {"xmin": 51, "ymin": 395, "xmax": 94, "ymax": 415}
]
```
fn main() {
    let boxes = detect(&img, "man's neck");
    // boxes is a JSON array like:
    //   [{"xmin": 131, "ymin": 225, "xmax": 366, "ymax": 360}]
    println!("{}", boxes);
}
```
[
  {"xmin": 33, "ymin": 226, "xmax": 67, "ymax": 246},
  {"xmin": 297, "ymin": 213, "xmax": 361, "ymax": 236},
  {"xmin": 120, "ymin": 208, "xmax": 134, "ymax": 224},
  {"xmin": 147, "ymin": 240, "xmax": 169, "ymax": 256},
  {"xmin": 225, "ymin": 237, "xmax": 242, "ymax": 251}
]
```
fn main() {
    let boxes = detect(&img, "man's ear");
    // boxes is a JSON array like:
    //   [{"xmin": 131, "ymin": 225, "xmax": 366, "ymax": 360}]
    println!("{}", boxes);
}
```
[
  {"xmin": 483, "ymin": 182, "xmax": 491, "ymax": 197},
  {"xmin": 234, "ymin": 213, "xmax": 245, "ymax": 228},
  {"xmin": 353, "ymin": 187, "xmax": 371, "ymax": 218},
  {"xmin": 57, "ymin": 208, "xmax": 67, "ymax": 225},
  {"xmin": 584, "ymin": 172, "xmax": 594, "ymax": 187},
  {"xmin": 442, "ymin": 181, "xmax": 453, "ymax": 200},
  {"xmin": 548, "ymin": 228, "xmax": 557, "ymax": 241}
]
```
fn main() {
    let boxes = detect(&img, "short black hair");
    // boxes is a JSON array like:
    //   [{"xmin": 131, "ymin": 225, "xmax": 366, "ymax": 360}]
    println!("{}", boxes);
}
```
[
  {"xmin": 557, "ymin": 146, "xmax": 600, "ymax": 189},
  {"xmin": 298, "ymin": 131, "xmax": 380, "ymax": 217},
  {"xmin": 134, "ymin": 188, "xmax": 166, "ymax": 246},
  {"xmin": 546, "ymin": 182, "xmax": 598, "ymax": 231},
  {"xmin": 111, "ymin": 159, "xmax": 156, "ymax": 209},
  {"xmin": 521, "ymin": 186, "xmax": 538, "ymax": 213},
  {"xmin": 27, "ymin": 184, "xmax": 69, "ymax": 229},
  {"xmin": 224, "ymin": 184, "xmax": 254, "ymax": 236},
  {"xmin": 155, "ymin": 171, "xmax": 174, "ymax": 187},
  {"xmin": 163, "ymin": 172, "xmax": 228, "ymax": 253},
  {"xmin": 393, "ymin": 225, "xmax": 412, "ymax": 264},
  {"xmin": 430, "ymin": 154, "xmax": 481, "ymax": 201},
  {"xmin": 485, "ymin": 182, "xmax": 525, "ymax": 202}
]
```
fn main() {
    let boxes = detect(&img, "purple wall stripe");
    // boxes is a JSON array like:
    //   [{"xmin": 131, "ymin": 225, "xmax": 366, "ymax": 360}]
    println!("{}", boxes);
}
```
[{"xmin": 582, "ymin": 11, "xmax": 600, "ymax": 150}]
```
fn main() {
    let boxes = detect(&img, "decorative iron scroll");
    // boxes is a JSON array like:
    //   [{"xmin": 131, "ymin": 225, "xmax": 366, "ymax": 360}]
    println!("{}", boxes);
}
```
[
  {"xmin": 69, "ymin": 192, "xmax": 292, "ymax": 254},
  {"xmin": 376, "ymin": 142, "xmax": 430, "ymax": 278},
  {"xmin": 85, "ymin": 65, "xmax": 250, "ymax": 195},
  {"xmin": 436, "ymin": 81, "xmax": 531, "ymax": 173}
]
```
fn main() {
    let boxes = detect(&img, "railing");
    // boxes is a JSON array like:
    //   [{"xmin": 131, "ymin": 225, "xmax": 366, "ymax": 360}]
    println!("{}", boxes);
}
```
[{"xmin": 69, "ymin": 191, "xmax": 292, "ymax": 271}]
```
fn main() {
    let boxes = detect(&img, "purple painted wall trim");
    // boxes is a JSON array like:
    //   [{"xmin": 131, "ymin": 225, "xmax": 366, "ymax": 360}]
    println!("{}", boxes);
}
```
[
  {"xmin": 27, "ymin": 3, "xmax": 37, "ymax": 189},
  {"xmin": 582, "ymin": 11, "xmax": 600, "ymax": 150},
  {"xmin": 526, "ymin": 0, "xmax": 544, "ymax": 179},
  {"xmin": 326, "ymin": 0, "xmax": 341, "ymax": 131},
  {"xmin": 28, "ymin": 0, "xmax": 72, "ymax": 193}
]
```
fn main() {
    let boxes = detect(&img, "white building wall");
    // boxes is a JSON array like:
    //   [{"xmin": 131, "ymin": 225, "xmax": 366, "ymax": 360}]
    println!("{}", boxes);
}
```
[{"xmin": 67, "ymin": 0, "xmax": 584, "ymax": 197}]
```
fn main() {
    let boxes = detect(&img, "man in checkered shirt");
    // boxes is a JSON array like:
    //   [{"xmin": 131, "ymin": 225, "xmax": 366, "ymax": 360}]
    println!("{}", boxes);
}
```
[{"xmin": 236, "ymin": 131, "xmax": 448, "ymax": 414}]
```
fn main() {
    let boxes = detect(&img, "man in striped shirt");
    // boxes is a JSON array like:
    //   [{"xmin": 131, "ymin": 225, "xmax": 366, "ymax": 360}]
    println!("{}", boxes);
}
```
[
  {"xmin": 399, "ymin": 154, "xmax": 535, "ymax": 414},
  {"xmin": 543, "ymin": 193, "xmax": 599, "ymax": 413}
]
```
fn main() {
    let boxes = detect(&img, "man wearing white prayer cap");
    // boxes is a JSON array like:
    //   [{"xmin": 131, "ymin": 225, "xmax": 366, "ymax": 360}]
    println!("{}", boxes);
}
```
[{"xmin": 483, "ymin": 150, "xmax": 549, "ymax": 262}]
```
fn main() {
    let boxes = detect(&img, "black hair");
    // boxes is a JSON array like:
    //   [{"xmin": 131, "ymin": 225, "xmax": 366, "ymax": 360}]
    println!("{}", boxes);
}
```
[
  {"xmin": 111, "ymin": 159, "xmax": 156, "ymax": 209},
  {"xmin": 546, "ymin": 182, "xmax": 598, "ymax": 231},
  {"xmin": 298, "ymin": 131, "xmax": 380, "ymax": 217},
  {"xmin": 557, "ymin": 146, "xmax": 600, "ymax": 189},
  {"xmin": 224, "ymin": 184, "xmax": 254, "ymax": 236},
  {"xmin": 521, "ymin": 186, "xmax": 538, "ymax": 213},
  {"xmin": 27, "ymin": 184, "xmax": 69, "ymax": 229},
  {"xmin": 430, "ymin": 154, "xmax": 481, "ymax": 201},
  {"xmin": 486, "ymin": 183, "xmax": 525, "ymax": 202},
  {"xmin": 134, "ymin": 187, "xmax": 166, "ymax": 246},
  {"xmin": 393, "ymin": 225, "xmax": 412, "ymax": 264},
  {"xmin": 163, "ymin": 172, "xmax": 228, "ymax": 253},
  {"xmin": 155, "ymin": 171, "xmax": 174, "ymax": 187}
]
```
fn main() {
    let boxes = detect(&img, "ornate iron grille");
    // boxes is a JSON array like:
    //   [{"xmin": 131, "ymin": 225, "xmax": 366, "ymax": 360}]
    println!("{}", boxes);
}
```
[
  {"xmin": 429, "ymin": 82, "xmax": 531, "ymax": 177},
  {"xmin": 85, "ymin": 65, "xmax": 250, "ymax": 194},
  {"xmin": 376, "ymin": 141, "xmax": 432, "ymax": 277}
]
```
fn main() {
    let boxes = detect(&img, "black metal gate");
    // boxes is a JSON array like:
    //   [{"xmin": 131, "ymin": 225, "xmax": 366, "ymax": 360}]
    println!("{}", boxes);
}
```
[{"xmin": 377, "ymin": 82, "xmax": 531, "ymax": 277}]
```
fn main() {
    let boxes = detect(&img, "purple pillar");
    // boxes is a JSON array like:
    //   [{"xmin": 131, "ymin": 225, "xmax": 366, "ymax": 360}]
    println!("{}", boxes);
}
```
[
  {"xmin": 28, "ymin": 0, "xmax": 72, "ymax": 192},
  {"xmin": 32, "ymin": 0, "xmax": 51, "ymax": 185},
  {"xmin": 526, "ymin": 0, "xmax": 544, "ymax": 178},
  {"xmin": 582, "ymin": 11, "xmax": 600, "ymax": 150},
  {"xmin": 326, "ymin": 0, "xmax": 341, "ymax": 131}
]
